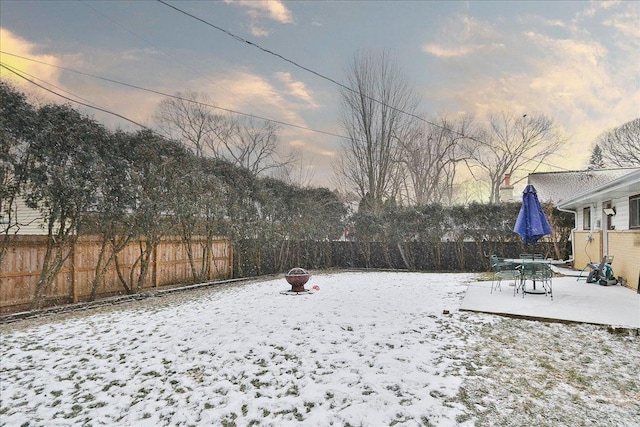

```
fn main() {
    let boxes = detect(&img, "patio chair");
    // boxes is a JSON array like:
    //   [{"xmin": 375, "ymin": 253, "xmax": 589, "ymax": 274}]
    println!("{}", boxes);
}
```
[
  {"xmin": 577, "ymin": 256, "xmax": 614, "ymax": 283},
  {"xmin": 521, "ymin": 262, "xmax": 553, "ymax": 299},
  {"xmin": 491, "ymin": 256, "xmax": 520, "ymax": 294}
]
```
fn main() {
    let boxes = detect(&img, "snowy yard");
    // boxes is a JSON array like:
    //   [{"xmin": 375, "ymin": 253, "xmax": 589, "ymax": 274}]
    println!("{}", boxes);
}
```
[{"xmin": 1, "ymin": 271, "xmax": 638, "ymax": 426}]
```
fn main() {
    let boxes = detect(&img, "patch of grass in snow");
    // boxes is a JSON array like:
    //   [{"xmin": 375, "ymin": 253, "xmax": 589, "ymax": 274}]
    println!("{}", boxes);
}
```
[
  {"xmin": 187, "ymin": 366, "xmax": 205, "ymax": 383},
  {"xmin": 102, "ymin": 379, "xmax": 124, "ymax": 392},
  {"xmin": 57, "ymin": 369, "xmax": 77, "ymax": 381},
  {"xmin": 220, "ymin": 412, "xmax": 238, "ymax": 426},
  {"xmin": 250, "ymin": 378, "xmax": 270, "ymax": 389},
  {"xmin": 420, "ymin": 415, "xmax": 436, "ymax": 427},
  {"xmin": 273, "ymin": 407, "xmax": 304, "ymax": 421},
  {"xmin": 62, "ymin": 403, "xmax": 83, "ymax": 419},
  {"xmin": 285, "ymin": 384, "xmax": 300, "ymax": 396},
  {"xmin": 362, "ymin": 385, "xmax": 375, "ymax": 396},
  {"xmin": 87, "ymin": 401, "xmax": 107, "ymax": 409}
]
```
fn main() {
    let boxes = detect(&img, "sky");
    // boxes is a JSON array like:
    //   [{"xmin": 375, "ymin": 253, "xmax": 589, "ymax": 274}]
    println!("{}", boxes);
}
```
[
  {"xmin": 1, "ymin": 0, "xmax": 639, "ymax": 190},
  {"xmin": 1, "ymin": 272, "xmax": 638, "ymax": 425}
]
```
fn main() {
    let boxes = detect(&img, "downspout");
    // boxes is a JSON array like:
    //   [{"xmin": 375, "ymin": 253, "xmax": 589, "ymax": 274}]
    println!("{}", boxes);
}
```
[{"xmin": 557, "ymin": 206, "xmax": 576, "ymax": 265}]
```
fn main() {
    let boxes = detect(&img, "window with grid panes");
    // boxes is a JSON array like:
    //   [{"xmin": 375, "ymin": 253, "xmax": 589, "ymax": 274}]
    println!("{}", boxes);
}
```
[{"xmin": 630, "ymin": 194, "xmax": 640, "ymax": 229}]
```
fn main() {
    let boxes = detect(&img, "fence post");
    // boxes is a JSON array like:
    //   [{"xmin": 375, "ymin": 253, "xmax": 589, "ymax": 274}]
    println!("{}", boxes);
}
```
[
  {"xmin": 153, "ymin": 242, "xmax": 158, "ymax": 289},
  {"xmin": 228, "ymin": 240, "xmax": 234, "ymax": 279},
  {"xmin": 72, "ymin": 240, "xmax": 78, "ymax": 303}
]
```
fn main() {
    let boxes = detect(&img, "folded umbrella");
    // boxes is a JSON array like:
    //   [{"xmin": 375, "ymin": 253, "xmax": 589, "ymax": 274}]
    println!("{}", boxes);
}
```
[{"xmin": 514, "ymin": 184, "xmax": 553, "ymax": 243}]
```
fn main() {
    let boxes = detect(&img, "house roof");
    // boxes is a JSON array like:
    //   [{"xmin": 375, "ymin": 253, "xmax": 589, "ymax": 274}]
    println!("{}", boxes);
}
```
[
  {"xmin": 527, "ymin": 168, "xmax": 640, "ymax": 204},
  {"xmin": 556, "ymin": 168, "xmax": 640, "ymax": 210}
]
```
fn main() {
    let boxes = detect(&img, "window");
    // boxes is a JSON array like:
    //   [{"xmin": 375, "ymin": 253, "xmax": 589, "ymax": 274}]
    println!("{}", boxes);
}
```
[
  {"xmin": 630, "ymin": 194, "xmax": 640, "ymax": 229},
  {"xmin": 583, "ymin": 207, "xmax": 591, "ymax": 230}
]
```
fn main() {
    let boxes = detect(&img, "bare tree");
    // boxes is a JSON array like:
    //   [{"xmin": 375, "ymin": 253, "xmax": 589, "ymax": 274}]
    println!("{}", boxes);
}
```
[
  {"xmin": 155, "ymin": 92, "xmax": 295, "ymax": 177},
  {"xmin": 465, "ymin": 112, "xmax": 565, "ymax": 203},
  {"xmin": 595, "ymin": 118, "xmax": 640, "ymax": 167},
  {"xmin": 212, "ymin": 116, "xmax": 291, "ymax": 176},
  {"xmin": 397, "ymin": 116, "xmax": 473, "ymax": 206},
  {"xmin": 154, "ymin": 91, "xmax": 220, "ymax": 158},
  {"xmin": 336, "ymin": 50, "xmax": 419, "ymax": 213},
  {"xmin": 271, "ymin": 146, "xmax": 316, "ymax": 187}
]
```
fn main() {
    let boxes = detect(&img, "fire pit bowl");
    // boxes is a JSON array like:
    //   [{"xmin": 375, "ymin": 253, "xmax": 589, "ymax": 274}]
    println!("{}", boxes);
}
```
[{"xmin": 284, "ymin": 267, "xmax": 311, "ymax": 292}]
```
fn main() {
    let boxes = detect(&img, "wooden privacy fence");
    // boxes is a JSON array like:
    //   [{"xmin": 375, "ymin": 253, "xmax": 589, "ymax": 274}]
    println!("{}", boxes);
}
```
[{"xmin": 1, "ymin": 235, "xmax": 233, "ymax": 314}]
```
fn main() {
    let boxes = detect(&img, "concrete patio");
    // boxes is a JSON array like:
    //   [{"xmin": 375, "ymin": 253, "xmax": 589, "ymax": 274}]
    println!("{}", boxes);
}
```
[{"xmin": 461, "ymin": 271, "xmax": 640, "ymax": 329}]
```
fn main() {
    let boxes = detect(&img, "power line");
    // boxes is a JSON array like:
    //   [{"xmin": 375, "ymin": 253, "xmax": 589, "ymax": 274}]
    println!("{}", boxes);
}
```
[
  {"xmin": 156, "ymin": 0, "xmax": 439, "ymax": 129},
  {"xmin": 1, "ymin": 62, "xmax": 104, "ymax": 110},
  {"xmin": 154, "ymin": 1, "xmax": 575, "ymax": 173},
  {"xmin": 0, "ymin": 51, "xmax": 344, "ymax": 139},
  {"xmin": 0, "ymin": 51, "xmax": 574, "ymax": 173},
  {"xmin": 78, "ymin": 0, "xmax": 282, "ymax": 126},
  {"xmin": 0, "ymin": 63, "xmax": 148, "ymax": 129}
]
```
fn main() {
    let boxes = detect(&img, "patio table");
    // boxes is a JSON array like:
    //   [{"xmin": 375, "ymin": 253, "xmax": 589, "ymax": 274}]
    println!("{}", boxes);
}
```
[{"xmin": 504, "ymin": 259, "xmax": 554, "ymax": 294}]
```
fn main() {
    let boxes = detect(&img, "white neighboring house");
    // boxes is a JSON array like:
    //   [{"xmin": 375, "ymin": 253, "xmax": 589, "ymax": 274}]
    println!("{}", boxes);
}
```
[
  {"xmin": 555, "ymin": 168, "xmax": 640, "ymax": 292},
  {"xmin": 1, "ymin": 196, "xmax": 49, "ymax": 235}
]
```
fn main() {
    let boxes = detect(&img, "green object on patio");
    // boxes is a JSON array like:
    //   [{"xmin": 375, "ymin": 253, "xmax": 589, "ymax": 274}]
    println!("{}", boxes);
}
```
[
  {"xmin": 490, "ymin": 256, "xmax": 520, "ymax": 294},
  {"xmin": 521, "ymin": 262, "xmax": 553, "ymax": 299}
]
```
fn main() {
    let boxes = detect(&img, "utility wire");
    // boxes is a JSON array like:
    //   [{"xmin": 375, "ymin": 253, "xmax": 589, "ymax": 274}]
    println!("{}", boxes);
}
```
[
  {"xmin": 156, "ymin": 0, "xmax": 442, "ymax": 131},
  {"xmin": 0, "ymin": 51, "xmax": 344, "ymax": 139},
  {"xmin": 155, "ymin": 0, "xmax": 574, "ymax": 172},
  {"xmin": 0, "ymin": 63, "xmax": 148, "ymax": 129},
  {"xmin": 1, "ymin": 62, "xmax": 104, "ymax": 110},
  {"xmin": 79, "ymin": 0, "xmax": 281, "ymax": 125},
  {"xmin": 0, "ymin": 51, "xmax": 572, "ymax": 173}
]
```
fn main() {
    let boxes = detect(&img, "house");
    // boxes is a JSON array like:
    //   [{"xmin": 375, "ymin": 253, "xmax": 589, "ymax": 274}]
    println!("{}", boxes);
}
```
[
  {"xmin": 555, "ymin": 168, "xmax": 640, "ymax": 292},
  {"xmin": 1, "ymin": 196, "xmax": 49, "ymax": 235},
  {"xmin": 527, "ymin": 168, "xmax": 639, "ymax": 205}
]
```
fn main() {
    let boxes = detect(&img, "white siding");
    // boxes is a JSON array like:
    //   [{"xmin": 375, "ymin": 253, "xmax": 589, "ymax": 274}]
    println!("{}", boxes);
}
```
[
  {"xmin": 610, "ymin": 196, "xmax": 629, "ymax": 231},
  {"xmin": 2, "ymin": 197, "xmax": 48, "ymax": 235}
]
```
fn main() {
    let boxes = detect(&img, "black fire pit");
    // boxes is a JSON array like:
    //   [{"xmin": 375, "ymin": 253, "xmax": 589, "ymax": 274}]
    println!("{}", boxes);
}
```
[{"xmin": 284, "ymin": 267, "xmax": 311, "ymax": 293}]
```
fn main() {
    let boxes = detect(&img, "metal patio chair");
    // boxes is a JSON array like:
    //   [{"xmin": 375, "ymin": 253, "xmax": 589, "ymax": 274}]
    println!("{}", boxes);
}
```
[
  {"xmin": 521, "ymin": 262, "xmax": 553, "ymax": 299},
  {"xmin": 491, "ymin": 256, "xmax": 521, "ymax": 294}
]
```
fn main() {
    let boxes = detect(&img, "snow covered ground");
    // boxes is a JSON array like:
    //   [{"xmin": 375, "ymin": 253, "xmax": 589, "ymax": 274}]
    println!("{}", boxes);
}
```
[{"xmin": 1, "ymin": 272, "xmax": 638, "ymax": 426}]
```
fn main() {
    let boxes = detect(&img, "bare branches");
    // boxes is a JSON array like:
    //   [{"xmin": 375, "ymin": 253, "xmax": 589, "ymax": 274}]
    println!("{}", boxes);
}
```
[
  {"xmin": 397, "ymin": 116, "xmax": 473, "ymax": 205},
  {"xmin": 596, "ymin": 118, "xmax": 640, "ymax": 167},
  {"xmin": 337, "ymin": 50, "xmax": 419, "ymax": 212},
  {"xmin": 465, "ymin": 112, "xmax": 565, "ymax": 203},
  {"xmin": 154, "ymin": 92, "xmax": 297, "ymax": 178}
]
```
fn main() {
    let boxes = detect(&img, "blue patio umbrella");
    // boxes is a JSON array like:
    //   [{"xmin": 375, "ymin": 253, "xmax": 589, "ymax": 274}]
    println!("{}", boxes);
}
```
[{"xmin": 514, "ymin": 184, "xmax": 553, "ymax": 243}]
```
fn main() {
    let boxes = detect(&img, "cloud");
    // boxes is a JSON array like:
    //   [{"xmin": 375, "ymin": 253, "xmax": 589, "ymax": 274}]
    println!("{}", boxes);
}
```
[
  {"xmin": 249, "ymin": 24, "xmax": 269, "ymax": 37},
  {"xmin": 422, "ymin": 15, "xmax": 504, "ymax": 58},
  {"xmin": 198, "ymin": 70, "xmax": 311, "ymax": 131},
  {"xmin": 225, "ymin": 0, "xmax": 293, "ymax": 24},
  {"xmin": 0, "ymin": 28, "xmax": 61, "ymax": 95},
  {"xmin": 580, "ymin": 0, "xmax": 621, "ymax": 18},
  {"xmin": 425, "ymin": 10, "xmax": 639, "ymax": 172},
  {"xmin": 275, "ymin": 72, "xmax": 319, "ymax": 109},
  {"xmin": 423, "ymin": 43, "xmax": 487, "ymax": 58}
]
